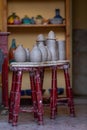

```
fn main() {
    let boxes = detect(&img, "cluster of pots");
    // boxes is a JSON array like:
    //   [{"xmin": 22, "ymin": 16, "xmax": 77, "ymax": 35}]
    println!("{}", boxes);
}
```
[{"xmin": 13, "ymin": 31, "xmax": 66, "ymax": 62}]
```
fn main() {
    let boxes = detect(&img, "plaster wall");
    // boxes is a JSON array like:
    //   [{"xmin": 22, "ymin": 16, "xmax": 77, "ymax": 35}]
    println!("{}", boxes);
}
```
[{"xmin": 72, "ymin": 0, "xmax": 87, "ymax": 96}]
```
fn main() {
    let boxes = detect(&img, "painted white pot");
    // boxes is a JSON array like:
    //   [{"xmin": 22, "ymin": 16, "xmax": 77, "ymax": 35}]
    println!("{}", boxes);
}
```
[
  {"xmin": 25, "ymin": 48, "xmax": 30, "ymax": 62},
  {"xmin": 30, "ymin": 44, "xmax": 42, "ymax": 62},
  {"xmin": 48, "ymin": 30, "xmax": 56, "ymax": 39},
  {"xmin": 46, "ymin": 39, "xmax": 58, "ymax": 61},
  {"xmin": 57, "ymin": 40, "xmax": 66, "ymax": 60},
  {"xmin": 45, "ymin": 46, "xmax": 52, "ymax": 61},
  {"xmin": 37, "ymin": 34, "xmax": 45, "ymax": 41},
  {"xmin": 38, "ymin": 42, "xmax": 48, "ymax": 62},
  {"xmin": 14, "ymin": 45, "xmax": 27, "ymax": 62}
]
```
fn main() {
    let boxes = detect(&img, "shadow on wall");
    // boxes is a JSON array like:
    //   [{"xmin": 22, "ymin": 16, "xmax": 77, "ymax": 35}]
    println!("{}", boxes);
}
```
[{"xmin": 72, "ymin": 29, "xmax": 87, "ymax": 96}]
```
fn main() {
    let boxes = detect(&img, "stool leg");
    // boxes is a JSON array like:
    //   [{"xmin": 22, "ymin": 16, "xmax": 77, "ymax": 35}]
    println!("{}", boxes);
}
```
[
  {"xmin": 12, "ymin": 70, "xmax": 23, "ymax": 126},
  {"xmin": 40, "ymin": 68, "xmax": 44, "ymax": 91},
  {"xmin": 50, "ymin": 67, "xmax": 58, "ymax": 119},
  {"xmin": 29, "ymin": 71, "xmax": 38, "ymax": 119},
  {"xmin": 9, "ymin": 71, "xmax": 17, "ymax": 123},
  {"xmin": 63, "ymin": 67, "xmax": 75, "ymax": 117},
  {"xmin": 35, "ymin": 69, "xmax": 44, "ymax": 125}
]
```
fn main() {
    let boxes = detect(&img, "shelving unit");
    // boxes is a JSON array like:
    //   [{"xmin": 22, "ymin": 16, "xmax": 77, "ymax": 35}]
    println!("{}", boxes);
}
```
[
  {"xmin": 7, "ymin": 24, "xmax": 66, "ymax": 28},
  {"xmin": 2, "ymin": 0, "xmax": 71, "ymax": 106},
  {"xmin": 2, "ymin": 0, "xmax": 71, "ymax": 58}
]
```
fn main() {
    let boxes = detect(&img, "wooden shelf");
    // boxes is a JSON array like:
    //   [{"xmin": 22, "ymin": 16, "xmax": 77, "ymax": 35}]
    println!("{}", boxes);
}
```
[{"xmin": 7, "ymin": 23, "xmax": 66, "ymax": 28}]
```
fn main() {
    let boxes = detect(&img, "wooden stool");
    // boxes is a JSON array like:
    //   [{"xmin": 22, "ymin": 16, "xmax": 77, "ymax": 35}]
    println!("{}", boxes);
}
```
[
  {"xmin": 8, "ymin": 64, "xmax": 44, "ymax": 126},
  {"xmin": 50, "ymin": 63, "xmax": 75, "ymax": 119},
  {"xmin": 8, "ymin": 61, "xmax": 75, "ymax": 126}
]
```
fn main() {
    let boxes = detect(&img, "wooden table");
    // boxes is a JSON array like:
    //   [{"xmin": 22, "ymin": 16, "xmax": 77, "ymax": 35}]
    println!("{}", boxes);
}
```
[{"xmin": 9, "ymin": 60, "xmax": 75, "ymax": 126}]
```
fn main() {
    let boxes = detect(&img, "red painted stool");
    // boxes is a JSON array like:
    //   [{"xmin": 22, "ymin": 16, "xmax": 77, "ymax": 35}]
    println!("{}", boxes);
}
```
[
  {"xmin": 8, "ymin": 63, "xmax": 44, "ymax": 126},
  {"xmin": 50, "ymin": 63, "xmax": 75, "ymax": 119},
  {"xmin": 8, "ymin": 61, "xmax": 75, "ymax": 126}
]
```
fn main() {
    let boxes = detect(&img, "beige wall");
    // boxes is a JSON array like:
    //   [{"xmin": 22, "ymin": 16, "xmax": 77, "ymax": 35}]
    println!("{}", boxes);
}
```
[
  {"xmin": 0, "ymin": 0, "xmax": 2, "ymax": 30},
  {"xmin": 6, "ymin": 1, "xmax": 67, "ymax": 92},
  {"xmin": 0, "ymin": 1, "xmax": 2, "ymax": 84},
  {"xmin": 1, "ymin": 0, "xmax": 87, "ymax": 93},
  {"xmin": 72, "ymin": 0, "xmax": 87, "ymax": 29}
]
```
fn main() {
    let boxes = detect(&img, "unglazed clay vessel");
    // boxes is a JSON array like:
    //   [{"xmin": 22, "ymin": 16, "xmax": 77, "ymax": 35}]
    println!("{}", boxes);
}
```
[
  {"xmin": 57, "ymin": 40, "xmax": 66, "ymax": 60},
  {"xmin": 37, "ymin": 34, "xmax": 45, "ymax": 42},
  {"xmin": 25, "ymin": 48, "xmax": 30, "ymax": 61},
  {"xmin": 14, "ymin": 44, "xmax": 27, "ymax": 62},
  {"xmin": 45, "ymin": 46, "xmax": 52, "ymax": 61},
  {"xmin": 48, "ymin": 30, "xmax": 56, "ymax": 39},
  {"xmin": 38, "ymin": 41, "xmax": 48, "ymax": 62},
  {"xmin": 46, "ymin": 39, "xmax": 58, "ymax": 61},
  {"xmin": 30, "ymin": 44, "xmax": 42, "ymax": 62},
  {"xmin": 46, "ymin": 31, "xmax": 58, "ymax": 61}
]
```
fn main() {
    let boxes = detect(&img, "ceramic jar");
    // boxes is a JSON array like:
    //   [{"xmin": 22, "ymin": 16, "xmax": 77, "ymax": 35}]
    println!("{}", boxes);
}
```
[
  {"xmin": 50, "ymin": 9, "xmax": 64, "ymax": 24},
  {"xmin": 46, "ymin": 31, "xmax": 58, "ymax": 61},
  {"xmin": 25, "ymin": 48, "xmax": 30, "ymax": 62},
  {"xmin": 22, "ymin": 15, "xmax": 31, "ymax": 24},
  {"xmin": 8, "ymin": 12, "xmax": 21, "ymax": 24},
  {"xmin": 35, "ymin": 15, "xmax": 43, "ymax": 24},
  {"xmin": 48, "ymin": 30, "xmax": 56, "ymax": 39},
  {"xmin": 9, "ymin": 38, "xmax": 17, "ymax": 63},
  {"xmin": 57, "ymin": 40, "xmax": 66, "ymax": 60},
  {"xmin": 30, "ymin": 44, "xmax": 42, "ymax": 62},
  {"xmin": 45, "ymin": 46, "xmax": 52, "ymax": 61},
  {"xmin": 46, "ymin": 39, "xmax": 58, "ymax": 61},
  {"xmin": 37, "ymin": 41, "xmax": 48, "ymax": 62},
  {"xmin": 37, "ymin": 34, "xmax": 45, "ymax": 42},
  {"xmin": 14, "ymin": 45, "xmax": 27, "ymax": 62}
]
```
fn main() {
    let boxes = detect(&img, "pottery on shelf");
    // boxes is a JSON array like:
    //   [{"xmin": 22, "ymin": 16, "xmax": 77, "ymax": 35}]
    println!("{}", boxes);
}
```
[
  {"xmin": 9, "ymin": 38, "xmax": 17, "ymax": 63},
  {"xmin": 35, "ymin": 15, "xmax": 43, "ymax": 24},
  {"xmin": 25, "ymin": 48, "xmax": 30, "ymax": 62},
  {"xmin": 57, "ymin": 40, "xmax": 66, "ymax": 60},
  {"xmin": 22, "ymin": 15, "xmax": 31, "ymax": 24},
  {"xmin": 8, "ymin": 12, "xmax": 21, "ymax": 24},
  {"xmin": 31, "ymin": 17, "xmax": 35, "ymax": 24},
  {"xmin": 30, "ymin": 44, "xmax": 42, "ymax": 62},
  {"xmin": 14, "ymin": 44, "xmax": 27, "ymax": 62},
  {"xmin": 50, "ymin": 9, "xmax": 64, "ymax": 24}
]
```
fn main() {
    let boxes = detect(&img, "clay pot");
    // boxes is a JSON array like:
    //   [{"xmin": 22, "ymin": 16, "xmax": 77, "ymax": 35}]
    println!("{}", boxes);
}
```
[
  {"xmin": 30, "ymin": 44, "xmax": 42, "ymax": 62},
  {"xmin": 37, "ymin": 34, "xmax": 45, "ymax": 42},
  {"xmin": 46, "ymin": 39, "xmax": 58, "ymax": 61},
  {"xmin": 38, "ymin": 41, "xmax": 48, "ymax": 62},
  {"xmin": 14, "ymin": 45, "xmax": 27, "ymax": 62},
  {"xmin": 48, "ymin": 30, "xmax": 56, "ymax": 39},
  {"xmin": 25, "ymin": 48, "xmax": 30, "ymax": 62},
  {"xmin": 9, "ymin": 39, "xmax": 17, "ymax": 63},
  {"xmin": 45, "ymin": 46, "xmax": 52, "ymax": 61},
  {"xmin": 57, "ymin": 40, "xmax": 66, "ymax": 60}
]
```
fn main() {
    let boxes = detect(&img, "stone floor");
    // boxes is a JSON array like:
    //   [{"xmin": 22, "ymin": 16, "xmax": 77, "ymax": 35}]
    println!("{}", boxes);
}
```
[{"xmin": 0, "ymin": 102, "xmax": 87, "ymax": 130}]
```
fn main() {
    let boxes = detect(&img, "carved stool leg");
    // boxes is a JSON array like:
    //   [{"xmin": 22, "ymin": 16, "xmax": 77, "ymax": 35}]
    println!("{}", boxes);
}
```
[
  {"xmin": 50, "ymin": 67, "xmax": 58, "ymax": 119},
  {"xmin": 9, "ymin": 71, "xmax": 17, "ymax": 123},
  {"xmin": 40, "ymin": 68, "xmax": 44, "ymax": 91},
  {"xmin": 35, "ymin": 69, "xmax": 44, "ymax": 125},
  {"xmin": 29, "ymin": 70, "xmax": 38, "ymax": 119},
  {"xmin": 63, "ymin": 66, "xmax": 75, "ymax": 117},
  {"xmin": 12, "ymin": 70, "xmax": 23, "ymax": 126}
]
